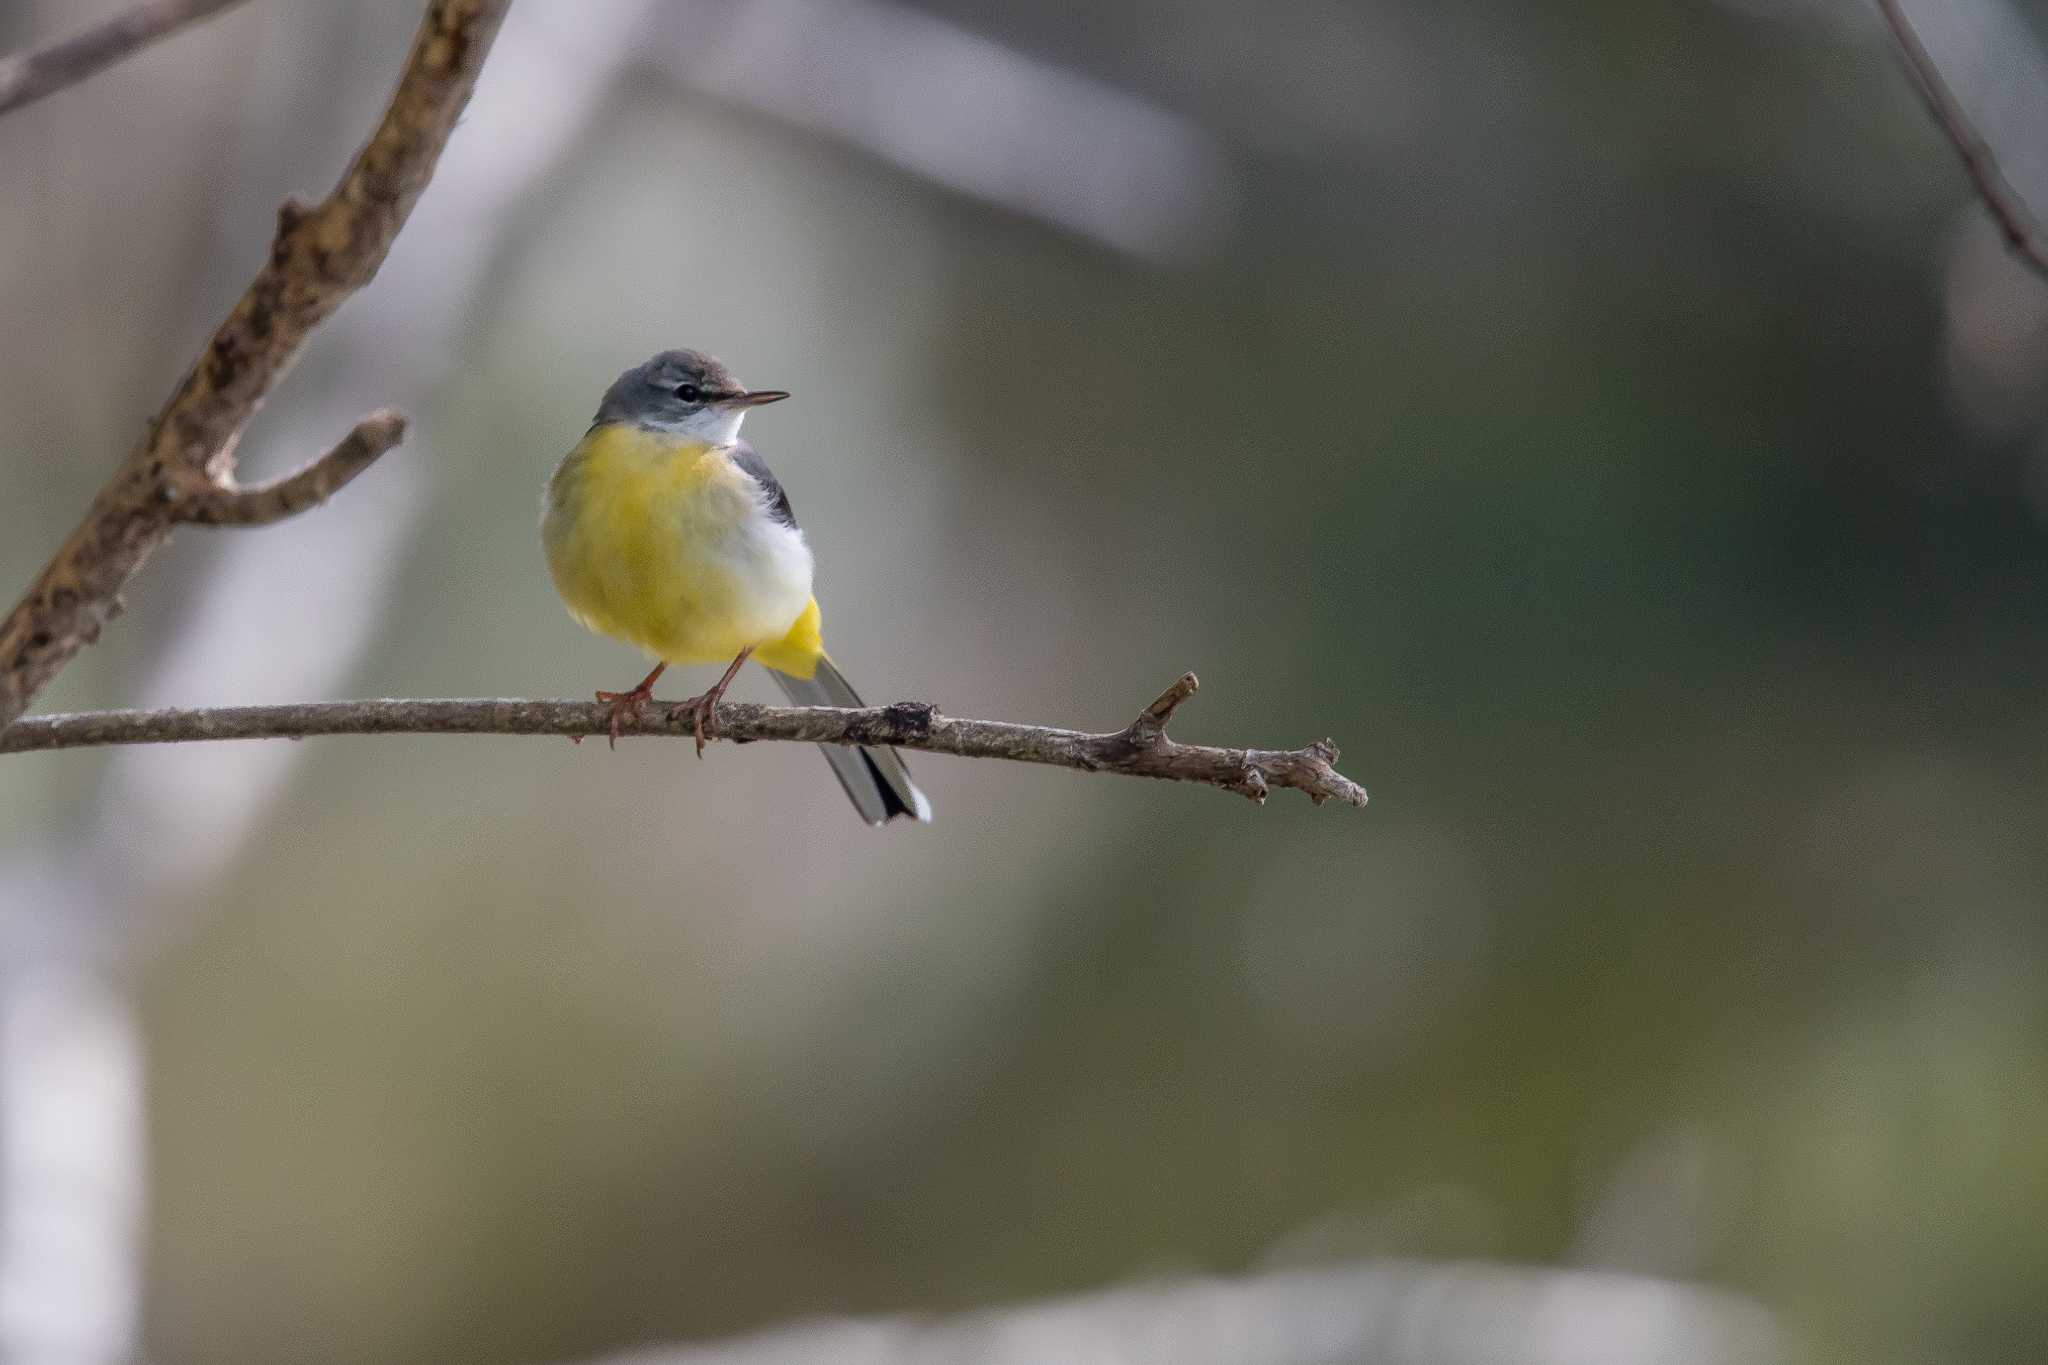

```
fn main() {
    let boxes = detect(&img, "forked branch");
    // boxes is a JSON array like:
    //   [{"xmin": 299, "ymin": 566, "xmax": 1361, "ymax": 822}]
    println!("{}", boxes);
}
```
[
  {"xmin": 0, "ymin": 673, "xmax": 1370, "ymax": 809},
  {"xmin": 177, "ymin": 411, "xmax": 409, "ymax": 526},
  {"xmin": 0, "ymin": 0, "xmax": 510, "ymax": 733}
]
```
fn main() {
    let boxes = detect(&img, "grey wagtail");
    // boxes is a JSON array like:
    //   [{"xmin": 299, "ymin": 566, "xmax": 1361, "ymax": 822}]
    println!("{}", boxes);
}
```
[{"xmin": 541, "ymin": 349, "xmax": 931, "ymax": 825}]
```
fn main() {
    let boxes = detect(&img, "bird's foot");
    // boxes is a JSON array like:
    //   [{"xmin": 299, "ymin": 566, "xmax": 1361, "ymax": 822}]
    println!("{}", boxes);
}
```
[
  {"xmin": 666, "ymin": 648, "xmax": 751, "ymax": 759},
  {"xmin": 669, "ymin": 692, "xmax": 722, "ymax": 758},
  {"xmin": 594, "ymin": 682, "xmax": 658, "ymax": 750}
]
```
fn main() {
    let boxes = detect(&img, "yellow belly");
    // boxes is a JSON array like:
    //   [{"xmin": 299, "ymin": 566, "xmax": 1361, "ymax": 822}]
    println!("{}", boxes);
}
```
[{"xmin": 541, "ymin": 425, "xmax": 823, "ymax": 676}]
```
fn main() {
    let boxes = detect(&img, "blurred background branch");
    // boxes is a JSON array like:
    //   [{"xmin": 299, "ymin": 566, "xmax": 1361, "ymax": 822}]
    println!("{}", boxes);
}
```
[
  {"xmin": 0, "ymin": 0, "xmax": 251, "ymax": 116},
  {"xmin": 580, "ymin": 1258, "xmax": 1783, "ymax": 1365},
  {"xmin": 643, "ymin": 0, "xmax": 1233, "ymax": 264},
  {"xmin": 0, "ymin": 676, "xmax": 1371, "ymax": 809},
  {"xmin": 1876, "ymin": 0, "xmax": 2048, "ymax": 278}
]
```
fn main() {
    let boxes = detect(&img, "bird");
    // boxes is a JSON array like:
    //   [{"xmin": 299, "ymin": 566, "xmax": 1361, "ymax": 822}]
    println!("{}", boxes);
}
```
[{"xmin": 541, "ymin": 348, "xmax": 931, "ymax": 825}]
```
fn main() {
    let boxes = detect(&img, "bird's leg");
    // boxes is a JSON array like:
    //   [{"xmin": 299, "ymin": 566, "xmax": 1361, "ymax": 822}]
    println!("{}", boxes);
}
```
[
  {"xmin": 594, "ymin": 661, "xmax": 667, "ymax": 750},
  {"xmin": 673, "ymin": 647, "xmax": 752, "ymax": 758}
]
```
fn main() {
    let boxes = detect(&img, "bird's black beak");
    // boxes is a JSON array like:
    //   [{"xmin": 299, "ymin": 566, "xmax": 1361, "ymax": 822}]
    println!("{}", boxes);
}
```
[{"xmin": 726, "ymin": 389, "xmax": 790, "ymax": 408}]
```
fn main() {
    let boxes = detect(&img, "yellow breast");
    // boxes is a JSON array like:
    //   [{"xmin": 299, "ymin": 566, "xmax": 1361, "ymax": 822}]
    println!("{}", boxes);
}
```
[{"xmin": 541, "ymin": 424, "xmax": 817, "ymax": 667}]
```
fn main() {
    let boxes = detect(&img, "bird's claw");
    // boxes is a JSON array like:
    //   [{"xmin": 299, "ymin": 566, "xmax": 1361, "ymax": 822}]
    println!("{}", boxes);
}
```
[
  {"xmin": 669, "ymin": 694, "xmax": 720, "ymax": 758},
  {"xmin": 594, "ymin": 684, "xmax": 656, "ymax": 749}
]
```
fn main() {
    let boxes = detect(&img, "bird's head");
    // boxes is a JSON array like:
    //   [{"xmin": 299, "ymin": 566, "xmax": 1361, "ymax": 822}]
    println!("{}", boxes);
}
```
[{"xmin": 593, "ymin": 349, "xmax": 789, "ymax": 444}]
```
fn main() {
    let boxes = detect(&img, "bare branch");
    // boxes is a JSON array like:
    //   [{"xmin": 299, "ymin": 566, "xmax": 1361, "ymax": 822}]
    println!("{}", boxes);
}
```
[
  {"xmin": 0, "ymin": 675, "xmax": 1370, "ymax": 809},
  {"xmin": 176, "ymin": 411, "xmax": 408, "ymax": 526},
  {"xmin": 1875, "ymin": 0, "xmax": 2048, "ymax": 280},
  {"xmin": 1132, "ymin": 670, "xmax": 1200, "ymax": 736},
  {"xmin": 0, "ymin": 0, "xmax": 509, "ymax": 735},
  {"xmin": 0, "ymin": 0, "xmax": 252, "ymax": 117}
]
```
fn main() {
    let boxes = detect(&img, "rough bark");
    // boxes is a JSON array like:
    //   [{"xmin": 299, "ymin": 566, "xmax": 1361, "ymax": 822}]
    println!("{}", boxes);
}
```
[{"xmin": 0, "ymin": 675, "xmax": 1370, "ymax": 809}]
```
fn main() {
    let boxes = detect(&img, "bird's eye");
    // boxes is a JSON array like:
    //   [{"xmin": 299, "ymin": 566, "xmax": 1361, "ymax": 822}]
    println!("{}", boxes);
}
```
[{"xmin": 674, "ymin": 383, "xmax": 701, "ymax": 402}]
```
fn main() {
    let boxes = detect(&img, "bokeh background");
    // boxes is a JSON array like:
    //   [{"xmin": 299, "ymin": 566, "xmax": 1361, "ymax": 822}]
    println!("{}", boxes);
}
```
[{"xmin": 5, "ymin": 1, "xmax": 2048, "ymax": 1362}]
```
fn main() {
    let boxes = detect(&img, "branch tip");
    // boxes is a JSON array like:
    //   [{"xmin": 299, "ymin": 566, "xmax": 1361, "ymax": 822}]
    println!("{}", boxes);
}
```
[
  {"xmin": 175, "ymin": 409, "xmax": 409, "ymax": 527},
  {"xmin": 1132, "ymin": 671, "xmax": 1199, "ymax": 739}
]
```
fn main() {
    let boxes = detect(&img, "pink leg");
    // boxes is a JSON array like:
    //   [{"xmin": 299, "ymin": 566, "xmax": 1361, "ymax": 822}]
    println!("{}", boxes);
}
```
[
  {"xmin": 673, "ymin": 647, "xmax": 751, "ymax": 758},
  {"xmin": 594, "ymin": 661, "xmax": 667, "ymax": 750}
]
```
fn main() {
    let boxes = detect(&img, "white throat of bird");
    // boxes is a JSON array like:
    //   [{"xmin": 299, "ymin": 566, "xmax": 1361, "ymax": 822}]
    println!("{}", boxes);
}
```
[{"xmin": 676, "ymin": 404, "xmax": 747, "ymax": 446}]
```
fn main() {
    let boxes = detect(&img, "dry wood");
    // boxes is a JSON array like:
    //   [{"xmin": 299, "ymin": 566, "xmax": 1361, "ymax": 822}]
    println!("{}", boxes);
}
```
[{"xmin": 0, "ymin": 674, "xmax": 1370, "ymax": 809}]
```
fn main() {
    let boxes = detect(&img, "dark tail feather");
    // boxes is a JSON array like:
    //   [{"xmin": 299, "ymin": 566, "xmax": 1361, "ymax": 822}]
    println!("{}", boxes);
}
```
[{"xmin": 771, "ymin": 658, "xmax": 932, "ymax": 826}]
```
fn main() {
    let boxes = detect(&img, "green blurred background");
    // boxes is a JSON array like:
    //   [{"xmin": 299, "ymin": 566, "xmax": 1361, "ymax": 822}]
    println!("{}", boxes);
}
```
[{"xmin": 5, "ymin": 1, "xmax": 2048, "ymax": 1362}]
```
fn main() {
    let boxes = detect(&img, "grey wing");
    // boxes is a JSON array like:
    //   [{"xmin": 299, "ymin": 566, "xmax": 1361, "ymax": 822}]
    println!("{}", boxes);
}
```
[{"xmin": 730, "ymin": 440, "xmax": 797, "ymax": 529}]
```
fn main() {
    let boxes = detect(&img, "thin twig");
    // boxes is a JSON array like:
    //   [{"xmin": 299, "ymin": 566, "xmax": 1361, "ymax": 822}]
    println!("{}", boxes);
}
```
[
  {"xmin": 0, "ymin": 0, "xmax": 253, "ymax": 117},
  {"xmin": 177, "ymin": 411, "xmax": 409, "ymax": 526},
  {"xmin": 0, "ymin": 0, "xmax": 510, "ymax": 733},
  {"xmin": 1874, "ymin": 0, "xmax": 2048, "ymax": 280},
  {"xmin": 0, "ymin": 674, "xmax": 1370, "ymax": 809}
]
